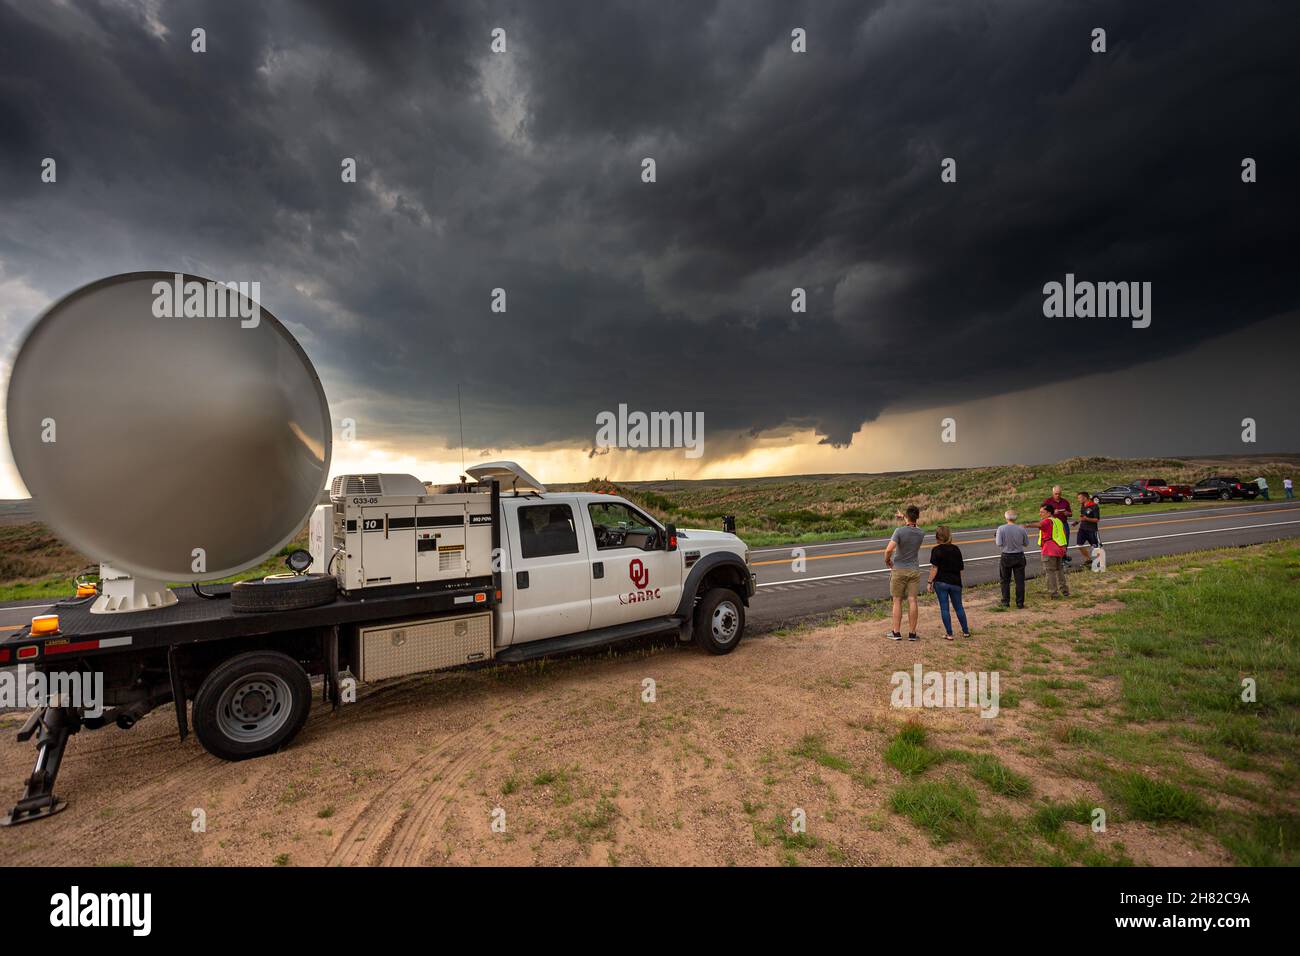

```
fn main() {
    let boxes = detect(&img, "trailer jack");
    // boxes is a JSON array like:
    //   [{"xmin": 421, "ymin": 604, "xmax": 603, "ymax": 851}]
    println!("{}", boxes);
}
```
[{"xmin": 1, "ymin": 705, "xmax": 80, "ymax": 826}]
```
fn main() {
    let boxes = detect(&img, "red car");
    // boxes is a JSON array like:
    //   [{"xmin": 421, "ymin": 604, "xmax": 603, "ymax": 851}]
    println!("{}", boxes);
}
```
[{"xmin": 1130, "ymin": 477, "xmax": 1192, "ymax": 502}]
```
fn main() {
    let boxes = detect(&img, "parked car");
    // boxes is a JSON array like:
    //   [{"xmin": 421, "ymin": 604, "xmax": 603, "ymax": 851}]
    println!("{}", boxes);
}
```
[
  {"xmin": 1190, "ymin": 476, "xmax": 1260, "ymax": 500},
  {"xmin": 1095, "ymin": 485, "xmax": 1161, "ymax": 505},
  {"xmin": 1130, "ymin": 477, "xmax": 1193, "ymax": 502}
]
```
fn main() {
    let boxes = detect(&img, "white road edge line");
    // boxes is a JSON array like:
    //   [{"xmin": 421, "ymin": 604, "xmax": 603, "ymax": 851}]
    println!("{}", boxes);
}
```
[
  {"xmin": 747, "ymin": 502, "xmax": 1295, "ymax": 554},
  {"xmin": 755, "ymin": 519, "xmax": 1300, "ymax": 587}
]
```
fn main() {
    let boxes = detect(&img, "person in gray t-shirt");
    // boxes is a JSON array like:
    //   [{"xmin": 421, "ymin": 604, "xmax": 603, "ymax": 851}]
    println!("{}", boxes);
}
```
[
  {"xmin": 995, "ymin": 520, "xmax": 1029, "ymax": 554},
  {"xmin": 995, "ymin": 510, "xmax": 1029, "ymax": 608},
  {"xmin": 889, "ymin": 523, "xmax": 925, "ymax": 568},
  {"xmin": 885, "ymin": 505, "xmax": 926, "ymax": 640}
]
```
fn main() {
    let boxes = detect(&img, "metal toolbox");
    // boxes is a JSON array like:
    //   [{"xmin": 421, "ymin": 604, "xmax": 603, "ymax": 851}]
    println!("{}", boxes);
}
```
[{"xmin": 357, "ymin": 611, "xmax": 493, "ymax": 682}]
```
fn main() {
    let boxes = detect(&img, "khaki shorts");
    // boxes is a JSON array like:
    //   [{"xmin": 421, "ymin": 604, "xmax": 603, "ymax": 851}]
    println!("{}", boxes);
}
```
[{"xmin": 890, "ymin": 568, "xmax": 921, "ymax": 599}]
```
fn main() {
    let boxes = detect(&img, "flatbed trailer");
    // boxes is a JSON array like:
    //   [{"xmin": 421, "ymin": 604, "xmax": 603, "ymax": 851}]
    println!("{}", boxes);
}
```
[{"xmin": 0, "ymin": 575, "xmax": 498, "ymax": 825}]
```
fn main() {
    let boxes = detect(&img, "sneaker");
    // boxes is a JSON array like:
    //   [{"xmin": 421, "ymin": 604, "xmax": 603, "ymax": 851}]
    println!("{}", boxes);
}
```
[
  {"xmin": 887, "ymin": 630, "xmax": 903, "ymax": 641},
  {"xmin": 962, "ymin": 630, "xmax": 972, "ymax": 638},
  {"xmin": 907, "ymin": 632, "xmax": 919, "ymax": 642},
  {"xmin": 944, "ymin": 633, "xmax": 954, "ymax": 641}
]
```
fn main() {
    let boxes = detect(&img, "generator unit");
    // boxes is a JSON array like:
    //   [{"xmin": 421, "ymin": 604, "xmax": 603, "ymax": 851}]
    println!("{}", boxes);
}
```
[{"xmin": 314, "ymin": 472, "xmax": 495, "ymax": 593}]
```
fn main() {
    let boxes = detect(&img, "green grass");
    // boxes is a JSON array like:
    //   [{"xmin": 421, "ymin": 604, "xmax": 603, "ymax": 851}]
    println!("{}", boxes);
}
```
[
  {"xmin": 889, "ymin": 779, "xmax": 978, "ymax": 844},
  {"xmin": 1090, "ymin": 549, "xmax": 1300, "ymax": 733},
  {"xmin": 1031, "ymin": 798, "xmax": 1099, "ymax": 835},
  {"xmin": 883, "ymin": 724, "xmax": 945, "ymax": 776},
  {"xmin": 967, "ymin": 754, "xmax": 1032, "ymax": 798},
  {"xmin": 883, "ymin": 543, "xmax": 1299, "ymax": 865},
  {"xmin": 789, "ymin": 734, "xmax": 853, "ymax": 773},
  {"xmin": 1104, "ymin": 771, "xmax": 1209, "ymax": 824},
  {"xmin": 1214, "ymin": 812, "xmax": 1300, "ymax": 866}
]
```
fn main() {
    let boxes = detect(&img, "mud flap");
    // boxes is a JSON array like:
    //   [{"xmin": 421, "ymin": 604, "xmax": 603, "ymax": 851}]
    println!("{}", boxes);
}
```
[{"xmin": 169, "ymin": 644, "xmax": 189, "ymax": 741}]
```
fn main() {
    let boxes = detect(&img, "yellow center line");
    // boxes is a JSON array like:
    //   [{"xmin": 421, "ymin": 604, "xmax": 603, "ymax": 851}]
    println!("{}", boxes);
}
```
[{"xmin": 750, "ymin": 506, "xmax": 1300, "ymax": 566}]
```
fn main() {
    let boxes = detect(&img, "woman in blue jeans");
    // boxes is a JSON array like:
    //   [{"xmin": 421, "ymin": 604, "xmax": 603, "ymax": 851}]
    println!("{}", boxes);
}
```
[{"xmin": 926, "ymin": 525, "xmax": 971, "ymax": 640}]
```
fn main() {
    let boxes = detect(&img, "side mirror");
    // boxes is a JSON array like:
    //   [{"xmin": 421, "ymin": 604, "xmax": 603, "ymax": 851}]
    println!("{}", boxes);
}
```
[
  {"xmin": 285, "ymin": 548, "xmax": 313, "ymax": 573},
  {"xmin": 664, "ymin": 524, "xmax": 678, "ymax": 551}
]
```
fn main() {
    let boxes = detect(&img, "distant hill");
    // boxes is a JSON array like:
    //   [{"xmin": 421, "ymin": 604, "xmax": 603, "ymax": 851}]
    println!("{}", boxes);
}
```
[{"xmin": 558, "ymin": 454, "xmax": 1300, "ymax": 546}]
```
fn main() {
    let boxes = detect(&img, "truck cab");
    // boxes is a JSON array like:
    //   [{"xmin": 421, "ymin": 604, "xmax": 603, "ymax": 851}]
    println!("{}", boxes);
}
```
[{"xmin": 496, "ymin": 490, "xmax": 755, "ymax": 657}]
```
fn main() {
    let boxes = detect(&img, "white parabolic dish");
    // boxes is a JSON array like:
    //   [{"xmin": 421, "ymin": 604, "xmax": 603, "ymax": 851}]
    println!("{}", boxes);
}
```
[{"xmin": 5, "ymin": 272, "xmax": 333, "ymax": 583}]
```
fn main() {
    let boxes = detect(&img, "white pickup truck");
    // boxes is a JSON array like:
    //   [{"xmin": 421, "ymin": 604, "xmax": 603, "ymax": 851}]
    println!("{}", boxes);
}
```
[
  {"xmin": 2, "ymin": 462, "xmax": 756, "ymax": 823},
  {"xmin": 319, "ymin": 461, "xmax": 756, "ymax": 663}
]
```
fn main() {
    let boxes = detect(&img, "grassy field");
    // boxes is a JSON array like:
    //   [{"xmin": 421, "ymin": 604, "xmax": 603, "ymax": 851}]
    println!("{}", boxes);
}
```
[
  {"xmin": 832, "ymin": 542, "xmax": 1298, "ymax": 865},
  {"xmin": 0, "ymin": 523, "xmax": 309, "ymax": 602},
  {"xmin": 2, "ymin": 453, "xmax": 1296, "ymax": 601},
  {"xmin": 569, "ymin": 453, "xmax": 1299, "ymax": 546}
]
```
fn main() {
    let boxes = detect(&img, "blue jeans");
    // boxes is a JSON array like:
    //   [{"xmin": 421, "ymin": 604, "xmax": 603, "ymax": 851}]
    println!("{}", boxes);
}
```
[{"xmin": 934, "ymin": 581, "xmax": 970, "ymax": 636}]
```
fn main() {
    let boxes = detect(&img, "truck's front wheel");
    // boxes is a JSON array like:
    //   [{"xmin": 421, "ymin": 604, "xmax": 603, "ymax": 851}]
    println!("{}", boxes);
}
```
[
  {"xmin": 193, "ymin": 651, "xmax": 313, "ymax": 761},
  {"xmin": 694, "ymin": 588, "xmax": 745, "ymax": 655}
]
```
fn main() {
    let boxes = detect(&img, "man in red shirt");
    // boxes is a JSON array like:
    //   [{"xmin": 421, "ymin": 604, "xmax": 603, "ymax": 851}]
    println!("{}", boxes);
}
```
[
  {"xmin": 1042, "ymin": 485, "xmax": 1074, "ymax": 565},
  {"xmin": 1038, "ymin": 504, "xmax": 1070, "ymax": 598}
]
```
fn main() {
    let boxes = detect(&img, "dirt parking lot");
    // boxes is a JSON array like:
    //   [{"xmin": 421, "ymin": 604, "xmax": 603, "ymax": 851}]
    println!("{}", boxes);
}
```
[{"xmin": 2, "ymin": 547, "xmax": 1293, "ymax": 867}]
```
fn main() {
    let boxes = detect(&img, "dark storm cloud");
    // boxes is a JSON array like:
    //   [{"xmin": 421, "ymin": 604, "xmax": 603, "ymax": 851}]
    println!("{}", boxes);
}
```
[{"xmin": 0, "ymin": 0, "xmax": 1296, "ymax": 455}]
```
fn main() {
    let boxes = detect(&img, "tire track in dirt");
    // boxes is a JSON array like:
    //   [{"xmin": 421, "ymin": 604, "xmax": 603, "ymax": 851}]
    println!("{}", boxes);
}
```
[
  {"xmin": 378, "ymin": 729, "xmax": 500, "ymax": 866},
  {"xmin": 327, "ymin": 723, "xmax": 495, "ymax": 866}
]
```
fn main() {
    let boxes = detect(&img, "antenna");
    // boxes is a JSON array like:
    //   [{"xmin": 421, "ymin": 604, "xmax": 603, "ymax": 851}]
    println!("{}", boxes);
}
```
[{"xmin": 457, "ymin": 383, "xmax": 466, "ymax": 474}]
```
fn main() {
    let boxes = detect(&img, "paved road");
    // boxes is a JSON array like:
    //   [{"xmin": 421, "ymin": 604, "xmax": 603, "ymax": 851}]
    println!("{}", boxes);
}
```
[
  {"xmin": 745, "ymin": 500, "xmax": 1300, "ymax": 631},
  {"xmin": 3, "ymin": 500, "xmax": 1298, "ymax": 636}
]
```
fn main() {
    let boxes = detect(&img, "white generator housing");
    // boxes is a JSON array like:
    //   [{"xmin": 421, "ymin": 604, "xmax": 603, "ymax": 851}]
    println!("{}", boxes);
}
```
[{"xmin": 327, "ymin": 473, "xmax": 494, "ymax": 593}]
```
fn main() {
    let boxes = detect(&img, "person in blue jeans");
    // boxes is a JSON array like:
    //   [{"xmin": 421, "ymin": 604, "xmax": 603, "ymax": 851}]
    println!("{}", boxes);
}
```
[{"xmin": 926, "ymin": 525, "xmax": 971, "ymax": 640}]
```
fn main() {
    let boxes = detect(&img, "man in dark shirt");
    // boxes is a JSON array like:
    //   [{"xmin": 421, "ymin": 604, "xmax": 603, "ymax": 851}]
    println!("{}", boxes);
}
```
[{"xmin": 1074, "ymin": 491, "xmax": 1100, "ymax": 566}]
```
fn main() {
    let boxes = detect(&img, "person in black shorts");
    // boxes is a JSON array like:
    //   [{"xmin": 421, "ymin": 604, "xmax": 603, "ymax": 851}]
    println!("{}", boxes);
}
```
[{"xmin": 1074, "ymin": 491, "xmax": 1100, "ymax": 566}]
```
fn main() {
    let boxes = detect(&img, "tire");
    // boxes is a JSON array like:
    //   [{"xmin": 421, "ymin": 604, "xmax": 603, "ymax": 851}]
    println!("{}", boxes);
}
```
[
  {"xmin": 1124, "ymin": 496, "xmax": 1133, "ymax": 506},
  {"xmin": 1220, "ymin": 490, "xmax": 1232, "ymax": 501},
  {"xmin": 193, "ymin": 650, "xmax": 312, "ymax": 760},
  {"xmin": 693, "ymin": 587, "xmax": 745, "ymax": 655},
  {"xmin": 230, "ymin": 573, "xmax": 337, "ymax": 613}
]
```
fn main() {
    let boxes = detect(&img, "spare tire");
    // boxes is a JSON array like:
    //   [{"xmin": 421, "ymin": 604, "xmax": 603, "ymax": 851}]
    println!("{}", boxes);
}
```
[{"xmin": 231, "ymin": 574, "xmax": 337, "ymax": 613}]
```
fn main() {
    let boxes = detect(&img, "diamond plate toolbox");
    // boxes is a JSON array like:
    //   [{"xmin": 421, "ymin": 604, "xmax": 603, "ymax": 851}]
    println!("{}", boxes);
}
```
[{"xmin": 358, "ymin": 611, "xmax": 493, "ymax": 682}]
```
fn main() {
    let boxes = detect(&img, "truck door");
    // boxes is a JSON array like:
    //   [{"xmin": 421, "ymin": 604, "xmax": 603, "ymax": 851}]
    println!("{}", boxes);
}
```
[
  {"xmin": 504, "ymin": 499, "xmax": 592, "ymax": 643},
  {"xmin": 582, "ymin": 499, "xmax": 682, "ymax": 629}
]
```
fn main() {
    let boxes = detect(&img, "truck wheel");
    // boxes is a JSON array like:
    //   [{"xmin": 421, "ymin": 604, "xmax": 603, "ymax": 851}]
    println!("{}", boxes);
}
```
[
  {"xmin": 193, "ymin": 651, "xmax": 312, "ymax": 760},
  {"xmin": 693, "ymin": 588, "xmax": 745, "ymax": 655},
  {"xmin": 231, "ymin": 573, "xmax": 337, "ymax": 613}
]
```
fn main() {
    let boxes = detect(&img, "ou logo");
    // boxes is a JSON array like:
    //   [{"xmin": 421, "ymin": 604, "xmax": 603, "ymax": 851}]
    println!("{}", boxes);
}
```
[{"xmin": 629, "ymin": 558, "xmax": 650, "ymax": 589}]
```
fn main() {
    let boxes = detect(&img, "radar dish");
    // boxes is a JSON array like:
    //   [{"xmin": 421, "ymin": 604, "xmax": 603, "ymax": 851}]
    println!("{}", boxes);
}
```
[{"xmin": 5, "ymin": 272, "xmax": 332, "ymax": 582}]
